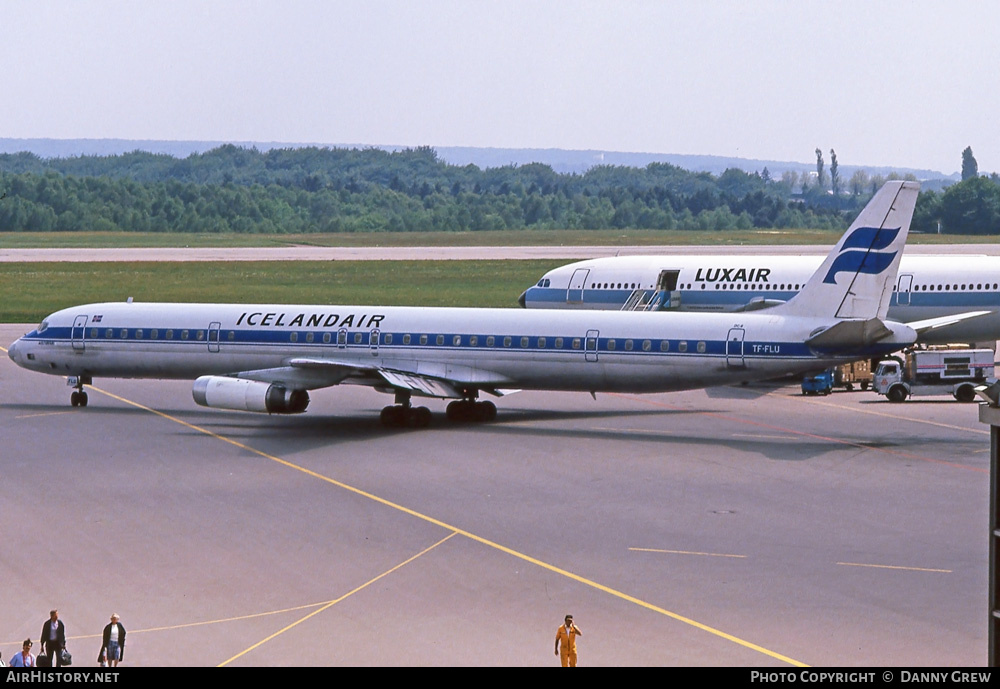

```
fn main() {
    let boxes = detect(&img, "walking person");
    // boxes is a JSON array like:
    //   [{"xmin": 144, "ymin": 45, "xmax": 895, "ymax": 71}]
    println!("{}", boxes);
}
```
[
  {"xmin": 100, "ymin": 613, "xmax": 126, "ymax": 667},
  {"xmin": 40, "ymin": 610, "xmax": 66, "ymax": 667},
  {"xmin": 554, "ymin": 614, "xmax": 583, "ymax": 667}
]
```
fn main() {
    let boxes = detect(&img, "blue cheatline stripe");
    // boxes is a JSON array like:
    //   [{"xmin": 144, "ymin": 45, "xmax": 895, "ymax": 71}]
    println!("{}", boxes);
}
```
[
  {"xmin": 22, "ymin": 325, "xmax": 912, "ymax": 362},
  {"xmin": 524, "ymin": 287, "xmax": 1000, "ymax": 310}
]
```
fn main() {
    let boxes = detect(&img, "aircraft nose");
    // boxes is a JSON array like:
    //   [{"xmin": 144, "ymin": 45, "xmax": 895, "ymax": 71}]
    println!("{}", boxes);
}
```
[
  {"xmin": 7, "ymin": 339, "xmax": 19, "ymax": 363},
  {"xmin": 518, "ymin": 290, "xmax": 527, "ymax": 308}
]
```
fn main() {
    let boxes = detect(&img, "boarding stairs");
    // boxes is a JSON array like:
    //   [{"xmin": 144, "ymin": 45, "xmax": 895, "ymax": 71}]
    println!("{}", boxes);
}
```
[{"xmin": 621, "ymin": 289, "xmax": 677, "ymax": 312}]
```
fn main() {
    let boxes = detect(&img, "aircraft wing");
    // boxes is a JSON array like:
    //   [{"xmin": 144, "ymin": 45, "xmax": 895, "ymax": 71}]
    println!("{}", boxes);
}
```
[
  {"xmin": 906, "ymin": 311, "xmax": 992, "ymax": 334},
  {"xmin": 245, "ymin": 356, "xmax": 517, "ymax": 399}
]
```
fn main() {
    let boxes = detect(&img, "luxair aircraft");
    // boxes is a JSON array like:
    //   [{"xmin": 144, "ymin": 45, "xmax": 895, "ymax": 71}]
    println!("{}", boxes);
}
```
[
  {"xmin": 520, "ymin": 241, "xmax": 1000, "ymax": 345},
  {"xmin": 10, "ymin": 182, "xmax": 926, "ymax": 428}
]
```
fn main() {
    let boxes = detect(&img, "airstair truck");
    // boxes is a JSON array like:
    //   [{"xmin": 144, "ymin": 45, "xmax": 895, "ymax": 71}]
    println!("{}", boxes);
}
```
[{"xmin": 873, "ymin": 349, "xmax": 995, "ymax": 402}]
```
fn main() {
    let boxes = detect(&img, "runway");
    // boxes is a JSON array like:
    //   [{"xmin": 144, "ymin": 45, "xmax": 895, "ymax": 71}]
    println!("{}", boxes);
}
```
[
  {"xmin": 0, "ymin": 324, "xmax": 989, "ymax": 666},
  {"xmin": 2, "ymin": 243, "xmax": 1000, "ymax": 262}
]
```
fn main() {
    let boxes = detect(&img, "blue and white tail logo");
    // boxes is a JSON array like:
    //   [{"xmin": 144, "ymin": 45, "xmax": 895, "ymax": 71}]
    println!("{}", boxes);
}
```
[
  {"xmin": 822, "ymin": 226, "xmax": 901, "ymax": 284},
  {"xmin": 771, "ymin": 181, "xmax": 919, "ymax": 320}
]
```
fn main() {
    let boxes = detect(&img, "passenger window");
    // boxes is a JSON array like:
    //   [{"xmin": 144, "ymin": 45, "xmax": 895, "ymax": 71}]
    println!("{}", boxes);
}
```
[
  {"xmin": 105, "ymin": 329, "xmax": 113, "ymax": 339},
  {"xmin": 486, "ymin": 336, "xmax": 495, "ymax": 347},
  {"xmin": 89, "ymin": 328, "xmax": 98, "ymax": 338},
  {"xmin": 196, "ymin": 331, "xmax": 205, "ymax": 341},
  {"xmin": 453, "ymin": 335, "xmax": 462, "ymax": 346},
  {"xmin": 354, "ymin": 332, "xmax": 363, "ymax": 344},
  {"xmin": 306, "ymin": 332, "xmax": 314, "ymax": 343},
  {"xmin": 572, "ymin": 338, "xmax": 581, "ymax": 350},
  {"xmin": 436, "ymin": 334, "xmax": 444, "ymax": 346},
  {"xmin": 608, "ymin": 339, "xmax": 616, "ymax": 351},
  {"xmin": 120, "ymin": 329, "xmax": 128, "ymax": 339},
  {"xmin": 643, "ymin": 340, "xmax": 651, "ymax": 351},
  {"xmin": 625, "ymin": 339, "xmax": 633, "ymax": 351},
  {"xmin": 165, "ymin": 330, "xmax": 173, "ymax": 340},
  {"xmin": 402, "ymin": 334, "xmax": 411, "ymax": 345},
  {"xmin": 470, "ymin": 335, "xmax": 478, "ymax": 346},
  {"xmin": 697, "ymin": 341, "xmax": 706, "ymax": 353},
  {"xmin": 520, "ymin": 337, "xmax": 529, "ymax": 348},
  {"xmin": 678, "ymin": 341, "xmax": 688, "ymax": 352},
  {"xmin": 503, "ymin": 337, "xmax": 512, "ymax": 347},
  {"xmin": 385, "ymin": 334, "xmax": 393, "ymax": 345},
  {"xmin": 660, "ymin": 340, "xmax": 669, "ymax": 352},
  {"xmin": 136, "ymin": 330, "xmax": 143, "ymax": 339},
  {"xmin": 290, "ymin": 332, "xmax": 298, "ymax": 343},
  {"xmin": 555, "ymin": 338, "xmax": 563, "ymax": 348},
  {"xmin": 419, "ymin": 334, "xmax": 428, "ymax": 345},
  {"xmin": 151, "ymin": 329, "xmax": 159, "ymax": 339},
  {"xmin": 538, "ymin": 337, "xmax": 546, "ymax": 348},
  {"xmin": 227, "ymin": 331, "xmax": 235, "ymax": 341}
]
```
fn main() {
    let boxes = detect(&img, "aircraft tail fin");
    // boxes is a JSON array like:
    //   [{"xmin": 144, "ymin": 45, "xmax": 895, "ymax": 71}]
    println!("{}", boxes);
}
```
[{"xmin": 773, "ymin": 180, "xmax": 919, "ymax": 319}]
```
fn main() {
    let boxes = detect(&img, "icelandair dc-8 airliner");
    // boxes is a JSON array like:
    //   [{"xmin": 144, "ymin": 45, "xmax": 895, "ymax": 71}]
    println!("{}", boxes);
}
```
[{"xmin": 9, "ymin": 182, "xmax": 926, "ymax": 427}]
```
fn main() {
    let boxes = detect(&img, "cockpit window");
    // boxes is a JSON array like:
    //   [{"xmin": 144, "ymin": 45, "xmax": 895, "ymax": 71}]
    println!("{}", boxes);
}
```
[{"xmin": 37, "ymin": 320, "xmax": 48, "ymax": 333}]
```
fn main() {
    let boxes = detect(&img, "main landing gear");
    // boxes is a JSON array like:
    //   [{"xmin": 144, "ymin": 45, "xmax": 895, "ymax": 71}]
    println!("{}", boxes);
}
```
[
  {"xmin": 445, "ymin": 399, "xmax": 497, "ymax": 423},
  {"xmin": 379, "ymin": 391, "xmax": 499, "ymax": 428},
  {"xmin": 380, "ymin": 391, "xmax": 432, "ymax": 428},
  {"xmin": 68, "ymin": 376, "xmax": 91, "ymax": 407}
]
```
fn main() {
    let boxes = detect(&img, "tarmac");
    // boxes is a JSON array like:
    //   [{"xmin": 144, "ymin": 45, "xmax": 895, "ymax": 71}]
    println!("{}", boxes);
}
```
[{"xmin": 0, "ymin": 322, "xmax": 990, "ymax": 666}]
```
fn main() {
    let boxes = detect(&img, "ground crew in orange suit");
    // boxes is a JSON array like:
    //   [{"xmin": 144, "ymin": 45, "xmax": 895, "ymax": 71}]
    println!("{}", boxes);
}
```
[{"xmin": 554, "ymin": 614, "xmax": 583, "ymax": 666}]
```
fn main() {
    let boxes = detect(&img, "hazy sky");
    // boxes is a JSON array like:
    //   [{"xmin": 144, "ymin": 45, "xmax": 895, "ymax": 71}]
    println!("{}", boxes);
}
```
[{"xmin": 3, "ymin": 1, "xmax": 997, "ymax": 175}]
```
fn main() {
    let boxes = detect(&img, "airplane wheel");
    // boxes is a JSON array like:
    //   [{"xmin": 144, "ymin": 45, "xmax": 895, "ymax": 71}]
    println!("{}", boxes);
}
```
[
  {"xmin": 79, "ymin": 391, "xmax": 88, "ymax": 407},
  {"xmin": 380, "ymin": 405, "xmax": 405, "ymax": 427},
  {"xmin": 409, "ymin": 406, "xmax": 432, "ymax": 428},
  {"xmin": 446, "ymin": 400, "xmax": 468, "ymax": 422},
  {"xmin": 71, "ymin": 391, "xmax": 80, "ymax": 407},
  {"xmin": 477, "ymin": 401, "xmax": 497, "ymax": 421}
]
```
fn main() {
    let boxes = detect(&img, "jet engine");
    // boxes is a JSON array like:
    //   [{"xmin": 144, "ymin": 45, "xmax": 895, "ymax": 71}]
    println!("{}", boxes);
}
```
[{"xmin": 192, "ymin": 376, "xmax": 309, "ymax": 414}]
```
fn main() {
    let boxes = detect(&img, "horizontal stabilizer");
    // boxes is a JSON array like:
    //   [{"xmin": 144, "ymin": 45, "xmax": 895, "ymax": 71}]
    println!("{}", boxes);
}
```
[
  {"xmin": 804, "ymin": 318, "xmax": 893, "ymax": 349},
  {"xmin": 906, "ymin": 310, "xmax": 992, "ymax": 333},
  {"xmin": 733, "ymin": 297, "xmax": 787, "ymax": 312}
]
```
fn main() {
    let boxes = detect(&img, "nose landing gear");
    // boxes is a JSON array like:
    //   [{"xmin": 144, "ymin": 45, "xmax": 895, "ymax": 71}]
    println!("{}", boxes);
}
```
[{"xmin": 67, "ymin": 376, "xmax": 91, "ymax": 407}]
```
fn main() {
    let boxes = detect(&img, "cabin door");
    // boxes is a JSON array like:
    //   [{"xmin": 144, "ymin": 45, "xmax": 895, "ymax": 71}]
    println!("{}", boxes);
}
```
[
  {"xmin": 726, "ymin": 328, "xmax": 746, "ymax": 369},
  {"xmin": 896, "ymin": 274, "xmax": 913, "ymax": 306},
  {"xmin": 208, "ymin": 322, "xmax": 221, "ymax": 352},
  {"xmin": 71, "ymin": 315, "xmax": 88, "ymax": 352},
  {"xmin": 567, "ymin": 269, "xmax": 590, "ymax": 304},
  {"xmin": 585, "ymin": 329, "xmax": 599, "ymax": 362}
]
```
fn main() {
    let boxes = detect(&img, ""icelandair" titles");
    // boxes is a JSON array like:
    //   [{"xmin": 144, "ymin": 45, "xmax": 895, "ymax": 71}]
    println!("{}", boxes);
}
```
[{"xmin": 235, "ymin": 312, "xmax": 386, "ymax": 329}]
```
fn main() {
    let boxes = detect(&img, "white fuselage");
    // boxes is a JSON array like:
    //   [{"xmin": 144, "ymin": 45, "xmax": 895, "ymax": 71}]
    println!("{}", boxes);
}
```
[
  {"xmin": 522, "ymin": 255, "xmax": 1000, "ymax": 344},
  {"xmin": 8, "ymin": 301, "xmax": 913, "ymax": 397}
]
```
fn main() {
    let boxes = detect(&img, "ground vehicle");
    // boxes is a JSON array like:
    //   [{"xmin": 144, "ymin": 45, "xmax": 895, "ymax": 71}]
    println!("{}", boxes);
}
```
[
  {"xmin": 801, "ymin": 369, "xmax": 834, "ymax": 395},
  {"xmin": 834, "ymin": 360, "xmax": 872, "ymax": 391},
  {"xmin": 873, "ymin": 349, "xmax": 995, "ymax": 402}
]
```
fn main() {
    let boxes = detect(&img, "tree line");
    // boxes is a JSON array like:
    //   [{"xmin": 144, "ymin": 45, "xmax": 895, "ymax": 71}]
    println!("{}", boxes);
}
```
[{"xmin": 0, "ymin": 145, "xmax": 996, "ymax": 234}]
